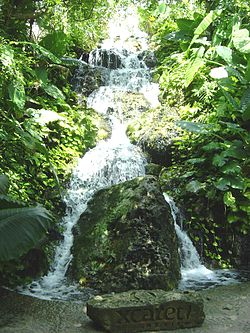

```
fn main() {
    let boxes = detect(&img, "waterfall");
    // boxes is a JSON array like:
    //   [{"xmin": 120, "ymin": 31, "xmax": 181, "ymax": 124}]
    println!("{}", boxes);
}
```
[
  {"xmin": 17, "ymin": 6, "xmax": 239, "ymax": 300},
  {"xmin": 18, "ymin": 6, "xmax": 158, "ymax": 300},
  {"xmin": 163, "ymin": 193, "xmax": 239, "ymax": 290}
]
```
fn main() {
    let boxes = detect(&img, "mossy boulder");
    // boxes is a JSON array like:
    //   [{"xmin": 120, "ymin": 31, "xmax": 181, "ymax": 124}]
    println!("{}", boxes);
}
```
[
  {"xmin": 69, "ymin": 175, "xmax": 180, "ymax": 293},
  {"xmin": 127, "ymin": 105, "xmax": 181, "ymax": 166}
]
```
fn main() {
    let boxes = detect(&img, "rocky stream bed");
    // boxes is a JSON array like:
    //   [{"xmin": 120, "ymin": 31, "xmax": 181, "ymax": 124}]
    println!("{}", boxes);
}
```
[{"xmin": 0, "ymin": 281, "xmax": 250, "ymax": 333}]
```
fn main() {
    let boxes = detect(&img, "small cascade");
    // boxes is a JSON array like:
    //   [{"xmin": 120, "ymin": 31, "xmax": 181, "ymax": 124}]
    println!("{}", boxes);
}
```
[{"xmin": 163, "ymin": 193, "xmax": 239, "ymax": 290}]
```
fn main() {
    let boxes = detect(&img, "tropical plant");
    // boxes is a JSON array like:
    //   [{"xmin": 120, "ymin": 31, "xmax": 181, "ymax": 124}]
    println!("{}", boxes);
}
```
[{"xmin": 0, "ymin": 174, "xmax": 52, "ymax": 262}]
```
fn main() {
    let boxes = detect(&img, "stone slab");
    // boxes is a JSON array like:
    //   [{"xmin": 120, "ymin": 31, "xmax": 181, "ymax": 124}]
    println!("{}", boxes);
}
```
[{"xmin": 87, "ymin": 289, "xmax": 205, "ymax": 332}]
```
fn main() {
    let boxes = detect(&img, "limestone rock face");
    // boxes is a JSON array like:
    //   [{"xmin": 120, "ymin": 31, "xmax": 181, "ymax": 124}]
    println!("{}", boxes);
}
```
[
  {"xmin": 87, "ymin": 289, "xmax": 205, "ymax": 332},
  {"xmin": 69, "ymin": 175, "xmax": 180, "ymax": 293}
]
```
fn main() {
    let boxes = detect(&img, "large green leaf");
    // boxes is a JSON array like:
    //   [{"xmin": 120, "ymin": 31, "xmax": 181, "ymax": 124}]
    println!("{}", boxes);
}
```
[
  {"xmin": 0, "ymin": 204, "xmax": 52, "ymax": 261},
  {"xmin": 186, "ymin": 180, "xmax": 204, "ymax": 193},
  {"xmin": 12, "ymin": 41, "xmax": 62, "ymax": 64},
  {"xmin": 185, "ymin": 56, "xmax": 204, "ymax": 87},
  {"xmin": 31, "ymin": 108, "xmax": 66, "ymax": 125},
  {"xmin": 0, "ymin": 195, "xmax": 25, "ymax": 209},
  {"xmin": 233, "ymin": 29, "xmax": 250, "ymax": 54},
  {"xmin": 216, "ymin": 46, "xmax": 233, "ymax": 65},
  {"xmin": 176, "ymin": 120, "xmax": 208, "ymax": 133},
  {"xmin": 0, "ymin": 45, "xmax": 14, "ymax": 67},
  {"xmin": 40, "ymin": 31, "xmax": 68, "ymax": 58},
  {"xmin": 190, "ymin": 10, "xmax": 220, "ymax": 47},
  {"xmin": 35, "ymin": 67, "xmax": 48, "ymax": 84},
  {"xmin": 0, "ymin": 175, "xmax": 9, "ymax": 195},
  {"xmin": 176, "ymin": 19, "xmax": 197, "ymax": 33},
  {"xmin": 8, "ymin": 82, "xmax": 26, "ymax": 109},
  {"xmin": 41, "ymin": 83, "xmax": 65, "ymax": 100}
]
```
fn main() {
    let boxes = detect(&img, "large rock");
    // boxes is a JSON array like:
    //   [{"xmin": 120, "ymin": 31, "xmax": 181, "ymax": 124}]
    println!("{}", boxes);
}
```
[
  {"xmin": 87, "ymin": 289, "xmax": 205, "ymax": 332},
  {"xmin": 127, "ymin": 106, "xmax": 181, "ymax": 166},
  {"xmin": 107, "ymin": 92, "xmax": 151, "ymax": 121},
  {"xmin": 69, "ymin": 176, "xmax": 180, "ymax": 293}
]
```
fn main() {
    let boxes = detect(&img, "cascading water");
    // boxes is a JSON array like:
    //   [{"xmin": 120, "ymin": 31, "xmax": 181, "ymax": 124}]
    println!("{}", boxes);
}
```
[
  {"xmin": 18, "ymin": 6, "xmax": 158, "ymax": 300},
  {"xmin": 163, "ymin": 193, "xmax": 239, "ymax": 290}
]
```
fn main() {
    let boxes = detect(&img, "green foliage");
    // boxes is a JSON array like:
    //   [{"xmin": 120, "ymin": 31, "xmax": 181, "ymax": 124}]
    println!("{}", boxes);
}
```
[
  {"xmin": 139, "ymin": 0, "xmax": 250, "ymax": 267},
  {"xmin": 0, "ymin": 201, "xmax": 51, "ymax": 262},
  {"xmin": 0, "ymin": 175, "xmax": 51, "ymax": 263},
  {"xmin": 0, "ymin": 37, "xmax": 98, "ymax": 212}
]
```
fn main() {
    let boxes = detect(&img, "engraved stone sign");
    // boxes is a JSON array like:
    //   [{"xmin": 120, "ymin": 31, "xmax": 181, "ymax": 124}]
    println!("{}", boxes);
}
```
[{"xmin": 87, "ymin": 289, "xmax": 205, "ymax": 332}]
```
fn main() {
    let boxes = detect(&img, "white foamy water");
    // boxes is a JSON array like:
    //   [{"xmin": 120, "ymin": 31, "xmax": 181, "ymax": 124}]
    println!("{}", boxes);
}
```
[{"xmin": 163, "ymin": 193, "xmax": 239, "ymax": 290}]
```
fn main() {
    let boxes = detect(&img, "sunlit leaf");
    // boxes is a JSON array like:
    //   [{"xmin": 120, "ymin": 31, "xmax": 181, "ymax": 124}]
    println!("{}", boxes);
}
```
[
  {"xmin": 176, "ymin": 120, "xmax": 208, "ymax": 133},
  {"xmin": 41, "ymin": 83, "xmax": 65, "ymax": 100},
  {"xmin": 216, "ymin": 46, "xmax": 233, "ymax": 64},
  {"xmin": 157, "ymin": 3, "xmax": 167, "ymax": 14},
  {"xmin": 190, "ymin": 10, "xmax": 221, "ymax": 46},
  {"xmin": 233, "ymin": 29, "xmax": 250, "ymax": 53},
  {"xmin": 187, "ymin": 158, "xmax": 205, "ymax": 164},
  {"xmin": 186, "ymin": 180, "xmax": 204, "ymax": 193},
  {"xmin": 40, "ymin": 31, "xmax": 68, "ymax": 58},
  {"xmin": 185, "ymin": 56, "xmax": 204, "ymax": 87},
  {"xmin": 8, "ymin": 82, "xmax": 26, "ymax": 109},
  {"xmin": 223, "ymin": 192, "xmax": 236, "ymax": 208},
  {"xmin": 33, "ymin": 109, "xmax": 66, "ymax": 125},
  {"xmin": 0, "ymin": 45, "xmax": 14, "ymax": 67}
]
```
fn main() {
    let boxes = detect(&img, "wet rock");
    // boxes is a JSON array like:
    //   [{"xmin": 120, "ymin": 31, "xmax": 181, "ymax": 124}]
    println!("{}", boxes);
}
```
[
  {"xmin": 145, "ymin": 163, "xmax": 163, "ymax": 177},
  {"xmin": 127, "ymin": 106, "xmax": 181, "ymax": 166},
  {"xmin": 90, "ymin": 48, "xmax": 123, "ymax": 69},
  {"xmin": 69, "ymin": 175, "xmax": 180, "ymax": 293},
  {"xmin": 73, "ymin": 67, "xmax": 104, "ymax": 96},
  {"xmin": 239, "ymin": 232, "xmax": 250, "ymax": 270},
  {"xmin": 138, "ymin": 50, "xmax": 157, "ymax": 68},
  {"xmin": 87, "ymin": 289, "xmax": 205, "ymax": 332}
]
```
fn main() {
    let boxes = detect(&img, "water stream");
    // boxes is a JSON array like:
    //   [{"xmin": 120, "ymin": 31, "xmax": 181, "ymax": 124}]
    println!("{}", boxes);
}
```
[
  {"xmin": 164, "ymin": 193, "xmax": 240, "ymax": 290},
  {"xmin": 18, "ymin": 6, "xmax": 240, "ymax": 300}
]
